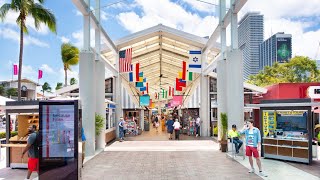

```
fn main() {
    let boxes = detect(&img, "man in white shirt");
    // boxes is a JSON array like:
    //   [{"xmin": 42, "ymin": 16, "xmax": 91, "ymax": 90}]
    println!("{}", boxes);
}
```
[
  {"xmin": 196, "ymin": 117, "xmax": 201, "ymax": 137},
  {"xmin": 173, "ymin": 119, "xmax": 181, "ymax": 140}
]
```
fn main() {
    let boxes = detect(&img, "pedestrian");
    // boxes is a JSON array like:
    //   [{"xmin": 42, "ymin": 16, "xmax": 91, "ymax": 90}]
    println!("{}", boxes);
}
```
[
  {"xmin": 166, "ymin": 115, "xmax": 174, "ymax": 140},
  {"xmin": 21, "ymin": 125, "xmax": 39, "ymax": 180},
  {"xmin": 81, "ymin": 127, "xmax": 86, "ymax": 168},
  {"xmin": 119, "ymin": 117, "xmax": 125, "ymax": 141},
  {"xmin": 173, "ymin": 119, "xmax": 181, "ymax": 140},
  {"xmin": 161, "ymin": 116, "xmax": 166, "ymax": 132},
  {"xmin": 196, "ymin": 116, "xmax": 201, "ymax": 137},
  {"xmin": 228, "ymin": 124, "xmax": 243, "ymax": 154},
  {"xmin": 155, "ymin": 115, "xmax": 159, "ymax": 132},
  {"xmin": 240, "ymin": 119, "xmax": 267, "ymax": 177}
]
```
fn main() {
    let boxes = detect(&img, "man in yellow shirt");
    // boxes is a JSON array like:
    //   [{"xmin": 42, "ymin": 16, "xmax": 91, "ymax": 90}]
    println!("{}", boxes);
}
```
[{"xmin": 228, "ymin": 124, "xmax": 243, "ymax": 154}]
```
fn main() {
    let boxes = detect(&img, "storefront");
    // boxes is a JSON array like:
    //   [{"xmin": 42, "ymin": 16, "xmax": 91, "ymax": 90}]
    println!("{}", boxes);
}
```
[
  {"xmin": 105, "ymin": 101, "xmax": 116, "ymax": 144},
  {"xmin": 255, "ymin": 99, "xmax": 318, "ymax": 164},
  {"xmin": 2, "ymin": 101, "xmax": 39, "ymax": 168},
  {"xmin": 181, "ymin": 108, "xmax": 199, "ymax": 136}
]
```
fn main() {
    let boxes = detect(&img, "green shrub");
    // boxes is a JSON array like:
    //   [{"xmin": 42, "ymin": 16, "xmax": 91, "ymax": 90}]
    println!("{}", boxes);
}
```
[
  {"xmin": 95, "ymin": 114, "xmax": 105, "ymax": 136},
  {"xmin": 0, "ymin": 131, "xmax": 17, "ymax": 139},
  {"xmin": 220, "ymin": 113, "xmax": 228, "ymax": 141}
]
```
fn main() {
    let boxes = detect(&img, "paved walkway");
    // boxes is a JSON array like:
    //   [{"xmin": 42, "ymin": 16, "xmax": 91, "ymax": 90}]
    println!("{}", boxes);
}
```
[{"xmin": 83, "ymin": 141, "xmax": 261, "ymax": 180}]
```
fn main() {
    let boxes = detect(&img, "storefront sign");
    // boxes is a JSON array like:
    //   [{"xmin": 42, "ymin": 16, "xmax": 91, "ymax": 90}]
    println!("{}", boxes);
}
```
[
  {"xmin": 277, "ymin": 111, "xmax": 305, "ymax": 116},
  {"xmin": 307, "ymin": 86, "xmax": 320, "ymax": 99},
  {"xmin": 263, "ymin": 111, "xmax": 269, "ymax": 137}
]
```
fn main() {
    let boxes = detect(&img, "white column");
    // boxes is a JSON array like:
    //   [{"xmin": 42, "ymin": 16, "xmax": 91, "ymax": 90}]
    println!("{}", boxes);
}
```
[
  {"xmin": 80, "ymin": 0, "xmax": 95, "ymax": 157},
  {"xmin": 231, "ymin": 0, "xmax": 238, "ymax": 49},
  {"xmin": 217, "ymin": 0, "xmax": 227, "ymax": 140},
  {"xmin": 79, "ymin": 52, "xmax": 95, "ymax": 156},
  {"xmin": 200, "ymin": 53, "xmax": 210, "ymax": 137},
  {"xmin": 94, "ymin": 0, "xmax": 105, "ymax": 150},
  {"xmin": 115, "ymin": 54, "xmax": 122, "ymax": 138}
]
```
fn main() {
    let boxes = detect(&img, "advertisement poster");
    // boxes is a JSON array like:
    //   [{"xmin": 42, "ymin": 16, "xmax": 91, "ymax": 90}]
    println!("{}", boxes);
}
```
[
  {"xmin": 42, "ymin": 105, "xmax": 75, "ymax": 158},
  {"xmin": 263, "ymin": 111, "xmax": 277, "ymax": 137},
  {"xmin": 277, "ymin": 37, "xmax": 291, "ymax": 63},
  {"xmin": 263, "ymin": 111, "xmax": 269, "ymax": 137}
]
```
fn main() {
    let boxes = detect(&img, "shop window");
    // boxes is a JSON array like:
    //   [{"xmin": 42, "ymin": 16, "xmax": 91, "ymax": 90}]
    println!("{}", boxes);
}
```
[{"xmin": 105, "ymin": 78, "xmax": 113, "ymax": 93}]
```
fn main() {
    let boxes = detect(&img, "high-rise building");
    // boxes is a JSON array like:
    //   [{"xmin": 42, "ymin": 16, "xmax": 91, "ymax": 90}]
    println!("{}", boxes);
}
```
[
  {"xmin": 238, "ymin": 12, "xmax": 264, "ymax": 79},
  {"xmin": 259, "ymin": 32, "xmax": 292, "ymax": 70}
]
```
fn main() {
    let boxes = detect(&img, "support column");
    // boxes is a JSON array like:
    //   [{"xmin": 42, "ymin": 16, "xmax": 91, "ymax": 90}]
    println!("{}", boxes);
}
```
[
  {"xmin": 94, "ymin": 0, "xmax": 105, "ymax": 150},
  {"xmin": 217, "ymin": 0, "xmax": 227, "ymax": 140},
  {"xmin": 115, "ymin": 54, "xmax": 122, "ymax": 138},
  {"xmin": 80, "ymin": 0, "xmax": 95, "ymax": 157},
  {"xmin": 200, "ymin": 54, "xmax": 210, "ymax": 137},
  {"xmin": 79, "ymin": 52, "xmax": 95, "ymax": 157}
]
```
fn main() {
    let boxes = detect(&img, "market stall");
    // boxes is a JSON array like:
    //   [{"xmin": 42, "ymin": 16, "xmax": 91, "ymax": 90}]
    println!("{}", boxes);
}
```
[
  {"xmin": 181, "ymin": 108, "xmax": 199, "ymax": 136},
  {"xmin": 258, "ymin": 99, "xmax": 314, "ymax": 164},
  {"xmin": 3, "ymin": 101, "xmax": 39, "ymax": 168}
]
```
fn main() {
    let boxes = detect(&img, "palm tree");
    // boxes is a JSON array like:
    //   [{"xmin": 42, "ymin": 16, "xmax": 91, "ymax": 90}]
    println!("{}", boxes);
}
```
[
  {"xmin": 70, "ymin": 78, "xmax": 77, "ymax": 85},
  {"xmin": 41, "ymin": 82, "xmax": 51, "ymax": 96},
  {"xmin": 0, "ymin": 1, "xmax": 56, "ymax": 101},
  {"xmin": 55, "ymin": 82, "xmax": 63, "ymax": 91},
  {"xmin": 61, "ymin": 43, "xmax": 79, "ymax": 87}
]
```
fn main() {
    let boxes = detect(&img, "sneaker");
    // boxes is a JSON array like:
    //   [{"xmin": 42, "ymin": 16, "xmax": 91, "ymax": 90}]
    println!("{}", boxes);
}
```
[
  {"xmin": 259, "ymin": 171, "xmax": 268, "ymax": 177},
  {"xmin": 248, "ymin": 168, "xmax": 255, "ymax": 173},
  {"xmin": 196, "ymin": 134, "xmax": 198, "ymax": 137}
]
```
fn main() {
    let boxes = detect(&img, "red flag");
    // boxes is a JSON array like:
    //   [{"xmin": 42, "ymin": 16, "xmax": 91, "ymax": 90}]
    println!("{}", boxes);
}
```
[
  {"xmin": 142, "ymin": 91, "xmax": 144, "ymax": 95},
  {"xmin": 182, "ymin": 61, "xmax": 186, "ymax": 80},
  {"xmin": 169, "ymin": 86, "xmax": 171, "ymax": 96},
  {"xmin": 172, "ymin": 88, "xmax": 174, "ymax": 96},
  {"xmin": 155, "ymin": 92, "xmax": 157, "ymax": 99},
  {"xmin": 135, "ymin": 63, "xmax": 140, "ymax": 82},
  {"xmin": 119, "ymin": 48, "xmax": 132, "ymax": 73},
  {"xmin": 13, "ymin": 64, "xmax": 18, "ymax": 75},
  {"xmin": 146, "ymin": 83, "xmax": 149, "ymax": 94},
  {"xmin": 175, "ymin": 78, "xmax": 184, "ymax": 91},
  {"xmin": 38, "ymin": 70, "xmax": 43, "ymax": 79}
]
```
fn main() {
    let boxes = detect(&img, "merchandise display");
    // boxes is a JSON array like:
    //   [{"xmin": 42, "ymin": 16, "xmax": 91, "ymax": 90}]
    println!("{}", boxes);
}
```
[{"xmin": 182, "ymin": 109, "xmax": 199, "ymax": 136}]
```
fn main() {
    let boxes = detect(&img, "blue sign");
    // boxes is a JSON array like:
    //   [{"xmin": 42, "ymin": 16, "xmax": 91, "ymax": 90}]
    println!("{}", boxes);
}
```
[{"xmin": 140, "ymin": 95, "xmax": 150, "ymax": 106}]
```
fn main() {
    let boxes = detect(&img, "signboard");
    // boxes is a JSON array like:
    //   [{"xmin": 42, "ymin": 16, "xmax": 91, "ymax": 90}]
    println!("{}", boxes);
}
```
[
  {"xmin": 263, "ymin": 111, "xmax": 269, "ymax": 137},
  {"xmin": 276, "ymin": 37, "xmax": 291, "ymax": 63},
  {"xmin": 39, "ymin": 100, "xmax": 79, "ymax": 180},
  {"xmin": 307, "ymin": 86, "xmax": 320, "ymax": 99},
  {"xmin": 263, "ymin": 111, "xmax": 277, "ymax": 137},
  {"xmin": 172, "ymin": 96, "xmax": 183, "ymax": 106},
  {"xmin": 139, "ymin": 95, "xmax": 150, "ymax": 106}
]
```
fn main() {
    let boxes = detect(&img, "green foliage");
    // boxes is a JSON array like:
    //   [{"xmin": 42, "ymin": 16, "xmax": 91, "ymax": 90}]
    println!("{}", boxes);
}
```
[
  {"xmin": 6, "ymin": 88, "xmax": 17, "ymax": 98},
  {"xmin": 61, "ymin": 43, "xmax": 79, "ymax": 86},
  {"xmin": 55, "ymin": 82, "xmax": 63, "ymax": 91},
  {"xmin": 220, "ymin": 113, "xmax": 228, "ymax": 141},
  {"xmin": 41, "ymin": 82, "xmax": 52, "ymax": 95},
  {"xmin": 70, "ymin": 78, "xmax": 77, "ymax": 85},
  {"xmin": 0, "ymin": 131, "xmax": 17, "ymax": 139},
  {"xmin": 95, "ymin": 114, "xmax": 105, "ymax": 136},
  {"xmin": 0, "ymin": 85, "xmax": 5, "ymax": 96},
  {"xmin": 248, "ymin": 56, "xmax": 320, "ymax": 87}
]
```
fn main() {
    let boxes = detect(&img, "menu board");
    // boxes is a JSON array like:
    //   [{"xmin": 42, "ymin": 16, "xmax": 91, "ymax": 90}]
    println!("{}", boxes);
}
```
[
  {"xmin": 41, "ymin": 104, "xmax": 75, "ymax": 158},
  {"xmin": 263, "ymin": 111, "xmax": 277, "ymax": 137}
]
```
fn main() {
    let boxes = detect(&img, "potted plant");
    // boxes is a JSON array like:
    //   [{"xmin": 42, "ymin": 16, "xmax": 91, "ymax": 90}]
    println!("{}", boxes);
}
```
[
  {"xmin": 95, "ymin": 114, "xmax": 104, "ymax": 136},
  {"xmin": 220, "ymin": 113, "xmax": 228, "ymax": 152}
]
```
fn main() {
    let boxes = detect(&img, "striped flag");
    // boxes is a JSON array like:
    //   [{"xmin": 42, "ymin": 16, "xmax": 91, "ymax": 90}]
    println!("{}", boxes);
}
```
[
  {"xmin": 186, "ymin": 71, "xmax": 193, "ymax": 81},
  {"xmin": 119, "ymin": 48, "xmax": 132, "ymax": 73},
  {"xmin": 13, "ymin": 64, "xmax": 18, "ymax": 75},
  {"xmin": 189, "ymin": 50, "xmax": 202, "ymax": 73},
  {"xmin": 182, "ymin": 61, "xmax": 186, "ymax": 80}
]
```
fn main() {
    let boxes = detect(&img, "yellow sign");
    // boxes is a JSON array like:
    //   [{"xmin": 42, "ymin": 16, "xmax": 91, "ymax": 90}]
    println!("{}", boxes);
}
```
[{"xmin": 263, "ymin": 111, "xmax": 269, "ymax": 137}]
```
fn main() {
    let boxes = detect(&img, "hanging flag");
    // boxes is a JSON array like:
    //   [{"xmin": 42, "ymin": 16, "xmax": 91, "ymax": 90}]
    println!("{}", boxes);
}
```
[
  {"xmin": 165, "ymin": 91, "xmax": 168, "ymax": 99},
  {"xmin": 140, "ymin": 87, "xmax": 146, "ymax": 91},
  {"xmin": 139, "ymin": 72, "xmax": 144, "ymax": 77},
  {"xmin": 119, "ymin": 48, "xmax": 132, "ymax": 73},
  {"xmin": 169, "ymin": 86, "xmax": 171, "ymax": 96},
  {"xmin": 182, "ymin": 61, "xmax": 186, "ymax": 80},
  {"xmin": 179, "ymin": 79, "xmax": 186, "ymax": 87},
  {"xmin": 38, "ymin": 70, "xmax": 43, "ymax": 79},
  {"xmin": 135, "ymin": 63, "xmax": 140, "ymax": 81},
  {"xmin": 178, "ymin": 72, "xmax": 183, "ymax": 79},
  {"xmin": 189, "ymin": 50, "xmax": 202, "ymax": 73},
  {"xmin": 143, "ymin": 78, "xmax": 147, "ymax": 83},
  {"xmin": 146, "ymin": 83, "xmax": 149, "ymax": 94},
  {"xmin": 175, "ymin": 78, "xmax": 185, "ymax": 91},
  {"xmin": 162, "ymin": 89, "xmax": 165, "ymax": 98},
  {"xmin": 139, "ymin": 77, "xmax": 143, "ymax": 82},
  {"xmin": 136, "ymin": 82, "xmax": 144, "ymax": 87},
  {"xmin": 187, "ymin": 71, "xmax": 193, "ymax": 81},
  {"xmin": 13, "ymin": 64, "xmax": 18, "ymax": 75},
  {"xmin": 172, "ymin": 88, "xmax": 175, "ymax": 96},
  {"xmin": 155, "ymin": 92, "xmax": 158, "ymax": 99}
]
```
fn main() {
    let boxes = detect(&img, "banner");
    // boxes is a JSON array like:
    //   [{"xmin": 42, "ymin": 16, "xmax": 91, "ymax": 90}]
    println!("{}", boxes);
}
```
[
  {"xmin": 277, "ymin": 37, "xmax": 291, "ymax": 63},
  {"xmin": 263, "ymin": 111, "xmax": 269, "ymax": 137},
  {"xmin": 13, "ymin": 64, "xmax": 18, "ymax": 75},
  {"xmin": 140, "ymin": 95, "xmax": 150, "ymax": 106},
  {"xmin": 38, "ymin": 69, "xmax": 43, "ymax": 79},
  {"xmin": 172, "ymin": 96, "xmax": 183, "ymax": 106}
]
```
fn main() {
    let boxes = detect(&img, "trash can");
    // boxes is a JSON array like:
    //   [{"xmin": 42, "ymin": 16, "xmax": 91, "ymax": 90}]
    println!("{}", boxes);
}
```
[{"xmin": 144, "ymin": 121, "xmax": 150, "ymax": 131}]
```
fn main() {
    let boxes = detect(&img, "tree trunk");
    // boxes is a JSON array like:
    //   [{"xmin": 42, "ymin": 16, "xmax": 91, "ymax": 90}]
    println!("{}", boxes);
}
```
[
  {"xmin": 18, "ymin": 20, "xmax": 25, "ymax": 101},
  {"xmin": 64, "ymin": 66, "xmax": 68, "ymax": 87}
]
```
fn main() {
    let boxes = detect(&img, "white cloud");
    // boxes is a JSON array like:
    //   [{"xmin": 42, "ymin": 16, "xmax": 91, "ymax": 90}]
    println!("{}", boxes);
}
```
[
  {"xmin": 117, "ymin": 0, "xmax": 219, "ymax": 37},
  {"xmin": 0, "ymin": 28, "xmax": 49, "ymax": 47},
  {"xmin": 101, "ymin": 11, "xmax": 108, "ymax": 21},
  {"xmin": 40, "ymin": 64, "xmax": 54, "ymax": 74},
  {"xmin": 59, "ymin": 36, "xmax": 70, "ymax": 43},
  {"xmin": 74, "ymin": 10, "xmax": 82, "ymax": 16},
  {"xmin": 59, "ymin": 67, "xmax": 79, "ymax": 85},
  {"xmin": 72, "ymin": 29, "xmax": 95, "ymax": 48},
  {"xmin": 180, "ymin": 0, "xmax": 217, "ymax": 13}
]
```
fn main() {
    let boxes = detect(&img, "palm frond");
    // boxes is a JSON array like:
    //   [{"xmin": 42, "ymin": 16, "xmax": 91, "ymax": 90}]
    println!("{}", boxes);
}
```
[
  {"xmin": 0, "ymin": 3, "xmax": 12, "ymax": 21},
  {"xmin": 30, "ymin": 3, "xmax": 56, "ymax": 33}
]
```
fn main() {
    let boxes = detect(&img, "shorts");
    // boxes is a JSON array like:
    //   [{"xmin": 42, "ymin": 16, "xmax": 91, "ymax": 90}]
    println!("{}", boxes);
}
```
[
  {"xmin": 28, "ymin": 158, "xmax": 39, "ymax": 172},
  {"xmin": 167, "ymin": 130, "xmax": 173, "ymax": 134},
  {"xmin": 246, "ymin": 146, "xmax": 259, "ymax": 158}
]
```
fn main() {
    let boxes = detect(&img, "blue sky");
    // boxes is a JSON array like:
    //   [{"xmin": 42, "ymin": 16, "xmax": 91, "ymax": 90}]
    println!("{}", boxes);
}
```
[{"xmin": 0, "ymin": 0, "xmax": 320, "ymax": 92}]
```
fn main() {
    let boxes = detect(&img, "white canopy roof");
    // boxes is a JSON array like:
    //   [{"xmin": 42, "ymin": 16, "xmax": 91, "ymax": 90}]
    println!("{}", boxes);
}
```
[{"xmin": 0, "ymin": 96, "xmax": 15, "ymax": 106}]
